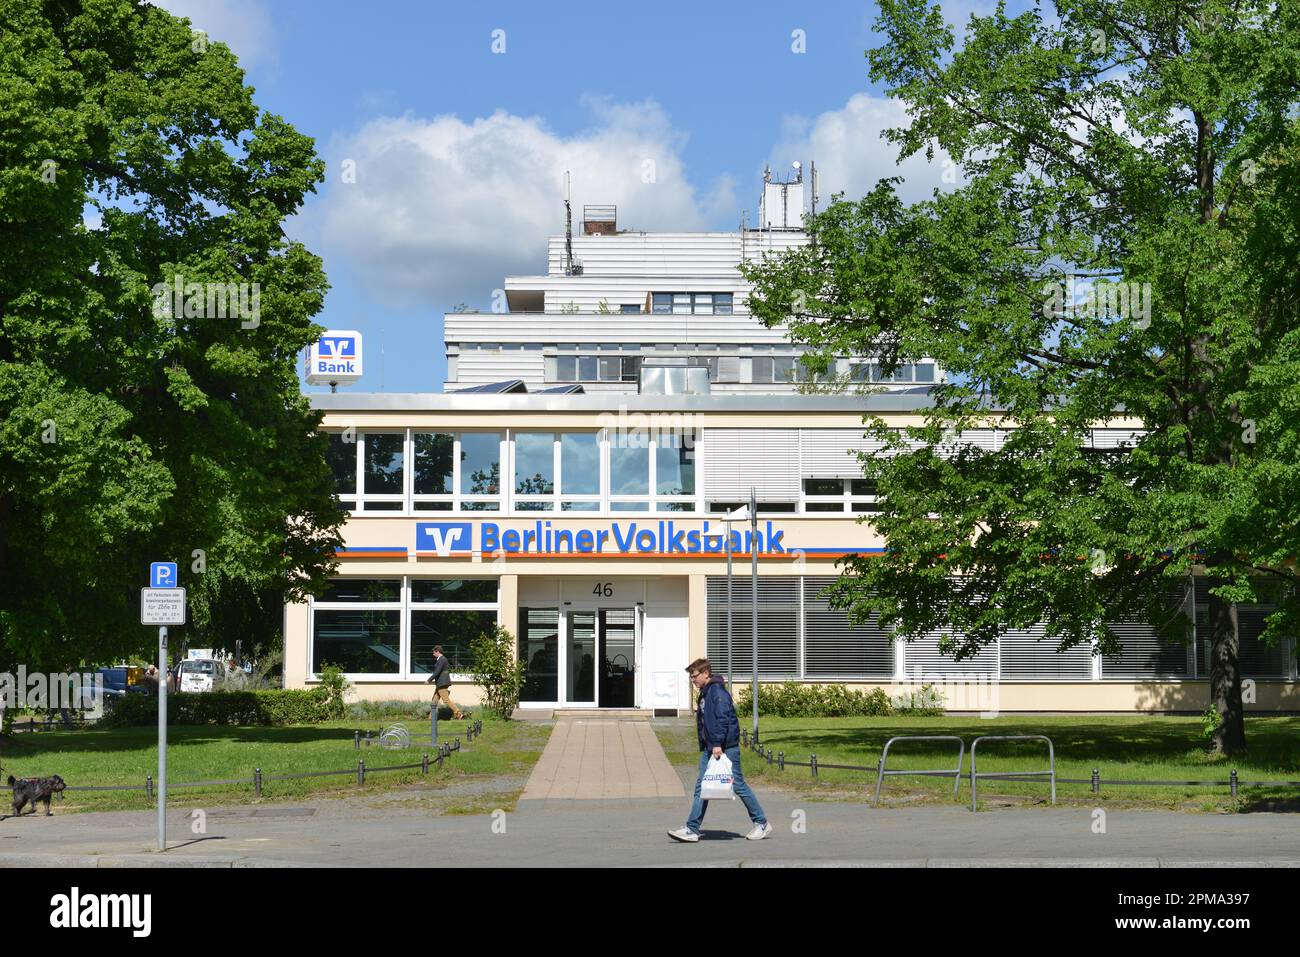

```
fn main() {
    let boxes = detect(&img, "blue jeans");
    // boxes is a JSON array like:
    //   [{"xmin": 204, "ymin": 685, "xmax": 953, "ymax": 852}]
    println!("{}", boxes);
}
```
[{"xmin": 686, "ymin": 747, "xmax": 766, "ymax": 834}]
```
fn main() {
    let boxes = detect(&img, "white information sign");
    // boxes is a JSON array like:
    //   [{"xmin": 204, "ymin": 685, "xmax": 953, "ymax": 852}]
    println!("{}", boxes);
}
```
[{"xmin": 140, "ymin": 587, "xmax": 187, "ymax": 625}]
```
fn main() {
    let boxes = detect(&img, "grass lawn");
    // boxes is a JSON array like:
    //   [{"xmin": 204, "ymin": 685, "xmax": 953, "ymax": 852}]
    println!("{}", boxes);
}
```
[
  {"xmin": 653, "ymin": 715, "xmax": 1300, "ymax": 812},
  {"xmin": 0, "ymin": 716, "xmax": 553, "ymax": 815}
]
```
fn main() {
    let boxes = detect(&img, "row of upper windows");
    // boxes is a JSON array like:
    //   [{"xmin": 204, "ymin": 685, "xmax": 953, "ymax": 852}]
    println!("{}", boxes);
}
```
[
  {"xmin": 542, "ymin": 355, "xmax": 938, "ymax": 385},
  {"xmin": 325, "ymin": 430, "xmax": 882, "ymax": 516}
]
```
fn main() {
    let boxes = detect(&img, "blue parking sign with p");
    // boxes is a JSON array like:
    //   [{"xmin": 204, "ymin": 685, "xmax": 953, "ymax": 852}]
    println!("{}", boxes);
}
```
[{"xmin": 151, "ymin": 562, "xmax": 178, "ymax": 588}]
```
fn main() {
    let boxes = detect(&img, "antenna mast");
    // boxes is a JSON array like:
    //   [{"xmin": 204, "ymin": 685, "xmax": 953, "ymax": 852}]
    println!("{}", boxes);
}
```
[{"xmin": 563, "ymin": 170, "xmax": 574, "ymax": 276}]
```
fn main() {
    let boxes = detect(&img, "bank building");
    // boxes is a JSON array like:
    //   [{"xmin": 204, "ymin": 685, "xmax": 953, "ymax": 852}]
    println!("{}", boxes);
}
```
[{"xmin": 284, "ymin": 167, "xmax": 1298, "ymax": 714}]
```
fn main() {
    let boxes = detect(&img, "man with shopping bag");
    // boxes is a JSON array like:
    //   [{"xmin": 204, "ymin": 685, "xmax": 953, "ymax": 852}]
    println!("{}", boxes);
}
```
[{"xmin": 668, "ymin": 658, "xmax": 771, "ymax": 843}]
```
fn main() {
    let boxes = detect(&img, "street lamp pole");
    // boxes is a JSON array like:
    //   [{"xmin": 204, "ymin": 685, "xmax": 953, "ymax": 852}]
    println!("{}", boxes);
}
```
[
  {"xmin": 750, "ymin": 486, "xmax": 759, "ymax": 742},
  {"xmin": 725, "ymin": 513, "xmax": 733, "ymax": 695}
]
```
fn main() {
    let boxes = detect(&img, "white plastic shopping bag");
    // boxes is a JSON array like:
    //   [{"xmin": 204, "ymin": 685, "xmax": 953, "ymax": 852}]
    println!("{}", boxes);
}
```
[{"xmin": 700, "ymin": 753, "xmax": 736, "ymax": 800}]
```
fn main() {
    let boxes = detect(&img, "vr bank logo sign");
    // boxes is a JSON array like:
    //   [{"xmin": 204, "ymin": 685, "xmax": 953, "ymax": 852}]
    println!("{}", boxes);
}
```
[
  {"xmin": 415, "ymin": 520, "xmax": 786, "ymax": 556},
  {"xmin": 306, "ymin": 330, "xmax": 363, "ymax": 385}
]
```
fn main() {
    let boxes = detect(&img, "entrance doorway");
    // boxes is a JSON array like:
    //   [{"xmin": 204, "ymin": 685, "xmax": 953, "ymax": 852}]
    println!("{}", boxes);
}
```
[
  {"xmin": 513, "ymin": 604, "xmax": 639, "ymax": 708},
  {"xmin": 564, "ymin": 608, "xmax": 637, "ymax": 707}
]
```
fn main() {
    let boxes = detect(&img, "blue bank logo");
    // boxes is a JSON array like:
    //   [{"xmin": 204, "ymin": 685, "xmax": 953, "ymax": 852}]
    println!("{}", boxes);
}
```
[
  {"xmin": 416, "ymin": 522, "xmax": 473, "ymax": 556},
  {"xmin": 319, "ymin": 334, "xmax": 357, "ymax": 358}
]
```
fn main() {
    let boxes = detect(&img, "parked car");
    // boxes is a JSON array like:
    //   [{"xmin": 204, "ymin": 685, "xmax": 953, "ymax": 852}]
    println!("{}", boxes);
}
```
[
  {"xmin": 97, "ymin": 666, "xmax": 151, "ymax": 700},
  {"xmin": 177, "ymin": 658, "xmax": 221, "ymax": 693}
]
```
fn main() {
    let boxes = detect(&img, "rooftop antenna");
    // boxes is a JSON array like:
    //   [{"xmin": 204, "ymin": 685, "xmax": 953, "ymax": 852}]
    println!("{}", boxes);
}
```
[
  {"xmin": 563, "ymin": 170, "xmax": 574, "ymax": 276},
  {"xmin": 810, "ymin": 160, "xmax": 819, "ymax": 217}
]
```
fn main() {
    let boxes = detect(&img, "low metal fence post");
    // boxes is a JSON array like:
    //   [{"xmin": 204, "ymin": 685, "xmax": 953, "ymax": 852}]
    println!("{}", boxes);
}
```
[
  {"xmin": 354, "ymin": 730, "xmax": 360, "ymax": 750},
  {"xmin": 766, "ymin": 747, "xmax": 773, "ymax": 765},
  {"xmin": 1091, "ymin": 768, "xmax": 1099, "ymax": 794},
  {"xmin": 811, "ymin": 754, "xmax": 818, "ymax": 778},
  {"xmin": 778, "ymin": 751, "xmax": 784, "ymax": 771},
  {"xmin": 422, "ymin": 753, "xmax": 429, "ymax": 774},
  {"xmin": 1230, "ymin": 769, "xmax": 1238, "ymax": 797},
  {"xmin": 358, "ymin": 759, "xmax": 365, "ymax": 785},
  {"xmin": 146, "ymin": 774, "xmax": 153, "ymax": 801},
  {"xmin": 255, "ymin": 768, "xmax": 262, "ymax": 798}
]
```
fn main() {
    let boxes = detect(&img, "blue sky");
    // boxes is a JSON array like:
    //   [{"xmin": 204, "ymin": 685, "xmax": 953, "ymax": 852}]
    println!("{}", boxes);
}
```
[{"xmin": 160, "ymin": 0, "xmax": 999, "ymax": 391}]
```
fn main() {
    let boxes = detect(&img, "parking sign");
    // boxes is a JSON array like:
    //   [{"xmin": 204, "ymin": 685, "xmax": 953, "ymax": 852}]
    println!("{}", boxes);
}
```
[{"xmin": 151, "ymin": 562, "xmax": 178, "ymax": 588}]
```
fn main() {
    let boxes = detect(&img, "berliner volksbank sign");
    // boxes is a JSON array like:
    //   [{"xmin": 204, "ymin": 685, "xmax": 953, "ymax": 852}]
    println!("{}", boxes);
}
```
[{"xmin": 415, "ymin": 520, "xmax": 786, "ymax": 557}]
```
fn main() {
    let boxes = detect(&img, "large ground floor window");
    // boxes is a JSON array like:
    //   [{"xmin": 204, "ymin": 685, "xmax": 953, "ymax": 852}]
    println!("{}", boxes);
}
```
[
  {"xmin": 706, "ymin": 576, "xmax": 1298, "ymax": 682},
  {"xmin": 311, "ymin": 577, "xmax": 499, "ymax": 679}
]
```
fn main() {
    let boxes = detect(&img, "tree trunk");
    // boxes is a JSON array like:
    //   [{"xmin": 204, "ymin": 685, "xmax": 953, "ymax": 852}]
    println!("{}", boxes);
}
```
[{"xmin": 1206, "ymin": 590, "xmax": 1247, "ymax": 755}]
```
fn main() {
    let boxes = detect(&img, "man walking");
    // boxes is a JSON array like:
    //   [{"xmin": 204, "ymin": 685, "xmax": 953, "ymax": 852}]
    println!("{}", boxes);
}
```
[
  {"xmin": 668, "ymin": 658, "xmax": 770, "ymax": 842},
  {"xmin": 425, "ymin": 645, "xmax": 465, "ymax": 720}
]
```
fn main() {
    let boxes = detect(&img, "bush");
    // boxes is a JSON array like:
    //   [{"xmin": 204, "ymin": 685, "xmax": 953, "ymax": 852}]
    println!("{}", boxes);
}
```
[
  {"xmin": 98, "ymin": 689, "xmax": 333, "ymax": 727},
  {"xmin": 734, "ymin": 682, "xmax": 895, "ymax": 718},
  {"xmin": 315, "ymin": 663, "xmax": 351, "ymax": 719},
  {"xmin": 892, "ymin": 683, "xmax": 946, "ymax": 716},
  {"xmin": 344, "ymin": 700, "xmax": 449, "ymax": 721},
  {"xmin": 469, "ymin": 624, "xmax": 527, "ymax": 719}
]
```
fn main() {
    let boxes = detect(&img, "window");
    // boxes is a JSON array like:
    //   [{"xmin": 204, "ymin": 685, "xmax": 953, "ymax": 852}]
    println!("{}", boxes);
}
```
[
  {"xmin": 651, "ymin": 292, "xmax": 734, "ymax": 315},
  {"xmin": 752, "ymin": 355, "xmax": 808, "ymax": 383},
  {"xmin": 801, "ymin": 478, "xmax": 880, "ymax": 514},
  {"xmin": 549, "ymin": 352, "xmax": 639, "ymax": 382},
  {"xmin": 513, "ymin": 432, "xmax": 556, "ymax": 510},
  {"xmin": 620, "ymin": 304, "xmax": 641, "ymax": 314},
  {"xmin": 709, "ymin": 501, "xmax": 797, "ymax": 514},
  {"xmin": 519, "ymin": 607, "xmax": 560, "ymax": 701},
  {"xmin": 326, "ymin": 433, "xmax": 358, "ymax": 510},
  {"xmin": 311, "ymin": 577, "xmax": 500, "ymax": 679},
  {"xmin": 560, "ymin": 433, "xmax": 601, "ymax": 509},
  {"xmin": 459, "ymin": 432, "xmax": 502, "ymax": 510},
  {"xmin": 609, "ymin": 430, "xmax": 697, "ymax": 512}
]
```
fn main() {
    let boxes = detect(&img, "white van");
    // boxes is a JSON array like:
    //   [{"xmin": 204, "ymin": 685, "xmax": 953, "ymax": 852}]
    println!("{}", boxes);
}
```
[{"xmin": 178, "ymin": 658, "xmax": 220, "ymax": 693}]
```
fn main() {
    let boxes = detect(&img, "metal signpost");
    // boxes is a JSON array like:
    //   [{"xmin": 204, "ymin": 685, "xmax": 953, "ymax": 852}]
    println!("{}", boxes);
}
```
[
  {"xmin": 142, "ymin": 563, "xmax": 185, "ymax": 852},
  {"xmin": 750, "ymin": 487, "xmax": 759, "ymax": 741}
]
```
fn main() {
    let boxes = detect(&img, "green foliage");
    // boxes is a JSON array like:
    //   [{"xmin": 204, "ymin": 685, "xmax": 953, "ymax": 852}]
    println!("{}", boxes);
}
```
[
  {"xmin": 314, "ymin": 664, "xmax": 350, "ymax": 719},
  {"xmin": 98, "ymin": 689, "xmax": 332, "ymax": 727},
  {"xmin": 741, "ymin": 0, "xmax": 1300, "ymax": 755},
  {"xmin": 735, "ymin": 682, "xmax": 896, "ymax": 718},
  {"xmin": 0, "ymin": 0, "xmax": 346, "ymax": 670},
  {"xmin": 1200, "ymin": 705, "xmax": 1223, "ymax": 742},
  {"xmin": 892, "ymin": 683, "xmax": 946, "ymax": 716},
  {"xmin": 469, "ymin": 625, "xmax": 527, "ymax": 719},
  {"xmin": 343, "ymin": 699, "xmax": 457, "ymax": 721}
]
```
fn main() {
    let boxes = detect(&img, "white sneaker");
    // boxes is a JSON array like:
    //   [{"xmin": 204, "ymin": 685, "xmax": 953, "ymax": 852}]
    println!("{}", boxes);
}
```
[
  {"xmin": 667, "ymin": 827, "xmax": 700, "ymax": 843},
  {"xmin": 745, "ymin": 822, "xmax": 772, "ymax": 841}
]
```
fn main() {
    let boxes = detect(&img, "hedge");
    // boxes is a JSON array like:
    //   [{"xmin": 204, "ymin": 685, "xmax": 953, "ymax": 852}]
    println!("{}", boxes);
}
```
[
  {"xmin": 99, "ymin": 689, "xmax": 333, "ymax": 727},
  {"xmin": 733, "ymin": 681, "xmax": 945, "ymax": 718}
]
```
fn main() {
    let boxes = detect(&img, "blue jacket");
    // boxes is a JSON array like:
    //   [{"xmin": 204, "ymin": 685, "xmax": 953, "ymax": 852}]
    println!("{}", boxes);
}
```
[{"xmin": 696, "ymin": 675, "xmax": 740, "ymax": 752}]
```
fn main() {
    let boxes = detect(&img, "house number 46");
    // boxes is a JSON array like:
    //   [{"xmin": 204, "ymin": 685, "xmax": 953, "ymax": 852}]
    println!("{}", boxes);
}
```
[{"xmin": 592, "ymin": 582, "xmax": 614, "ymax": 597}]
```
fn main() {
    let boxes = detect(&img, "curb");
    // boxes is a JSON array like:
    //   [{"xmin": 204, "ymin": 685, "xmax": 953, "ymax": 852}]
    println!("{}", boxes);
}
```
[{"xmin": 0, "ymin": 852, "xmax": 308, "ymax": 869}]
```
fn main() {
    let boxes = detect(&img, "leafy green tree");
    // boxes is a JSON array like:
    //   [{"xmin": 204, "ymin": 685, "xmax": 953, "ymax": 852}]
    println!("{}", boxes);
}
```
[
  {"xmin": 744, "ymin": 0, "xmax": 1300, "ymax": 754},
  {"xmin": 0, "ymin": 0, "xmax": 345, "ymax": 672}
]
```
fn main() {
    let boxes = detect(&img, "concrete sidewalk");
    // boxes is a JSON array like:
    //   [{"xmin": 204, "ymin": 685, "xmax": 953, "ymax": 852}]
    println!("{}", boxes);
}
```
[
  {"xmin": 520, "ymin": 719, "xmax": 684, "ymax": 800},
  {"xmin": 2, "ymin": 774, "xmax": 1298, "ymax": 867}
]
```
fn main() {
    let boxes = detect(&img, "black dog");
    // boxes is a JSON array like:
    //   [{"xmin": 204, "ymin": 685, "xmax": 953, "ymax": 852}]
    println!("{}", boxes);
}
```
[{"xmin": 7, "ymin": 774, "xmax": 66, "ymax": 817}]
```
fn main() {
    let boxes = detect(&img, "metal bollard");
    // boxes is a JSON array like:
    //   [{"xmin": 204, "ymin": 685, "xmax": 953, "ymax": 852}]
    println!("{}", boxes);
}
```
[
  {"xmin": 354, "ymin": 730, "xmax": 360, "ymax": 750},
  {"xmin": 358, "ymin": 759, "xmax": 365, "ymax": 785},
  {"xmin": 1091, "ymin": 768, "xmax": 1099, "ymax": 794},
  {"xmin": 454, "ymin": 738, "xmax": 461, "ymax": 751},
  {"xmin": 778, "ymin": 751, "xmax": 784, "ymax": 771},
  {"xmin": 811, "ymin": 754, "xmax": 818, "ymax": 778},
  {"xmin": 422, "ymin": 753, "xmax": 429, "ymax": 774},
  {"xmin": 146, "ymin": 774, "xmax": 153, "ymax": 800},
  {"xmin": 766, "ymin": 747, "xmax": 773, "ymax": 765},
  {"xmin": 741, "ymin": 729, "xmax": 747, "ymax": 746},
  {"xmin": 1230, "ymin": 769, "xmax": 1238, "ymax": 797},
  {"xmin": 436, "ymin": 749, "xmax": 444, "ymax": 769},
  {"xmin": 255, "ymin": 768, "xmax": 262, "ymax": 798}
]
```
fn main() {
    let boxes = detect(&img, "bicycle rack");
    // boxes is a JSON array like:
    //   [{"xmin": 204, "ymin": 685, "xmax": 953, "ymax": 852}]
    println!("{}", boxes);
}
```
[
  {"xmin": 873, "ymin": 735, "xmax": 966, "ymax": 807},
  {"xmin": 969, "ymin": 735, "xmax": 1055, "ymax": 811}
]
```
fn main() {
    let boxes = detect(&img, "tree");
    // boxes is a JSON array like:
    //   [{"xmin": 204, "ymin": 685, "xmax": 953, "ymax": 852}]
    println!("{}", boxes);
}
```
[
  {"xmin": 743, "ymin": 0, "xmax": 1300, "ymax": 755},
  {"xmin": 0, "ymin": 0, "xmax": 346, "ymax": 672}
]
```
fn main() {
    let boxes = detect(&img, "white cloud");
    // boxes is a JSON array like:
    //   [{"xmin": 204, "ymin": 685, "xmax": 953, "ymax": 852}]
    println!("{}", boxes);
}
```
[
  {"xmin": 313, "ymin": 98, "xmax": 735, "ymax": 306},
  {"xmin": 154, "ymin": 0, "xmax": 276, "ymax": 73},
  {"xmin": 770, "ymin": 93, "xmax": 958, "ymax": 206}
]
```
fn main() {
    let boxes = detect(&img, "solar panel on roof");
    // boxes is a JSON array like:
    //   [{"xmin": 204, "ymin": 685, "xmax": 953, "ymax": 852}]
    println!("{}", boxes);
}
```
[{"xmin": 452, "ymin": 379, "xmax": 528, "ymax": 394}]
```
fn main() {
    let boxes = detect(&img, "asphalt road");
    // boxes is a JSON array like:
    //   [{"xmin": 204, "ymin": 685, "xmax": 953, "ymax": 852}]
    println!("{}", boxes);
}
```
[{"xmin": 1, "ymin": 766, "xmax": 1297, "ymax": 868}]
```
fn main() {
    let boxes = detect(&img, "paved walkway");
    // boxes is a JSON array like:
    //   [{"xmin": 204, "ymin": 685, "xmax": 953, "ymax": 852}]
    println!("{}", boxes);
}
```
[{"xmin": 520, "ymin": 719, "xmax": 685, "ymax": 800}]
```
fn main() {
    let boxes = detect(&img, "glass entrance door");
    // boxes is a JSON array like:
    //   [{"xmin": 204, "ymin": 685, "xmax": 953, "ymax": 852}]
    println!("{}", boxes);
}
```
[
  {"xmin": 599, "ymin": 608, "xmax": 636, "ymax": 708},
  {"xmin": 566, "ymin": 611, "xmax": 597, "ymax": 704}
]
